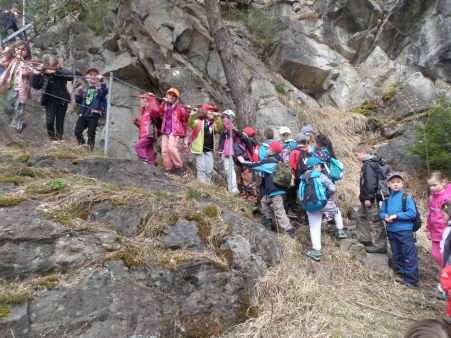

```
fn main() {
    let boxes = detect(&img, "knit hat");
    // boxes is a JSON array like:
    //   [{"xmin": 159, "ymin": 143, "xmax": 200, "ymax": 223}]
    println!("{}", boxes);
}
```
[
  {"xmin": 200, "ymin": 104, "xmax": 219, "ymax": 112},
  {"xmin": 242, "ymin": 127, "xmax": 255, "ymax": 137},
  {"xmin": 300, "ymin": 125, "xmax": 315, "ymax": 134},
  {"xmin": 85, "ymin": 67, "xmax": 99, "ymax": 75},
  {"xmin": 294, "ymin": 133, "xmax": 307, "ymax": 142},
  {"xmin": 306, "ymin": 157, "xmax": 325, "ymax": 168},
  {"xmin": 268, "ymin": 140, "xmax": 282, "ymax": 153},
  {"xmin": 279, "ymin": 126, "xmax": 291, "ymax": 135},
  {"xmin": 222, "ymin": 110, "xmax": 235, "ymax": 118},
  {"xmin": 387, "ymin": 171, "xmax": 403, "ymax": 181}
]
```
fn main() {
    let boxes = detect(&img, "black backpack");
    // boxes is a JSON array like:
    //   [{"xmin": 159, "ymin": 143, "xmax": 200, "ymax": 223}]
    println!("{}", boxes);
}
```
[{"xmin": 295, "ymin": 147, "xmax": 310, "ymax": 179}]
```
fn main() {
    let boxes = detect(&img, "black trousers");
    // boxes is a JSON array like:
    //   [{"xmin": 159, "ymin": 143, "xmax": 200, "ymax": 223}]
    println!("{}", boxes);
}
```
[
  {"xmin": 46, "ymin": 104, "xmax": 67, "ymax": 140},
  {"xmin": 74, "ymin": 116, "xmax": 99, "ymax": 150}
]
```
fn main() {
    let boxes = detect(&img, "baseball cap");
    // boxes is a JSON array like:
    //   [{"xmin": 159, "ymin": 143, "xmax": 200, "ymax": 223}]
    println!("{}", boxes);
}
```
[
  {"xmin": 294, "ymin": 133, "xmax": 307, "ymax": 142},
  {"xmin": 306, "ymin": 157, "xmax": 325, "ymax": 168},
  {"xmin": 387, "ymin": 171, "xmax": 403, "ymax": 181},
  {"xmin": 200, "ymin": 104, "xmax": 219, "ymax": 112},
  {"xmin": 85, "ymin": 67, "xmax": 99, "ymax": 75},
  {"xmin": 222, "ymin": 110, "xmax": 235, "ymax": 118},
  {"xmin": 300, "ymin": 125, "xmax": 315, "ymax": 134},
  {"xmin": 279, "ymin": 126, "xmax": 291, "ymax": 135},
  {"xmin": 268, "ymin": 140, "xmax": 282, "ymax": 153},
  {"xmin": 242, "ymin": 127, "xmax": 255, "ymax": 137}
]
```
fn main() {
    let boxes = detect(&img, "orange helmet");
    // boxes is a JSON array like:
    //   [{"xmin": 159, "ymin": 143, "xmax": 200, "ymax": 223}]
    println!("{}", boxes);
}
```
[{"xmin": 166, "ymin": 88, "xmax": 180, "ymax": 98}]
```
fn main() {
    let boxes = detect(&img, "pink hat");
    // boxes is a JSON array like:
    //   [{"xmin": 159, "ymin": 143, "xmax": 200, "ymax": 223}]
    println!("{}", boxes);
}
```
[
  {"xmin": 200, "ymin": 104, "xmax": 219, "ymax": 112},
  {"xmin": 268, "ymin": 140, "xmax": 282, "ymax": 153}
]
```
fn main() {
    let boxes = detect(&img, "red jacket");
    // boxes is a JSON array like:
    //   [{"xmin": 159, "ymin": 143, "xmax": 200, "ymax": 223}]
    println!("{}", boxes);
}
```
[
  {"xmin": 134, "ymin": 97, "xmax": 159, "ymax": 139},
  {"xmin": 158, "ymin": 101, "xmax": 188, "ymax": 137}
]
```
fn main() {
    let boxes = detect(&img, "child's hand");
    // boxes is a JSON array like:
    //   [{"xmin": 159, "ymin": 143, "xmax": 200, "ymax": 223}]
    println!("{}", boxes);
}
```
[
  {"xmin": 237, "ymin": 155, "xmax": 245, "ymax": 163},
  {"xmin": 384, "ymin": 215, "xmax": 393, "ymax": 223},
  {"xmin": 76, "ymin": 86, "xmax": 83, "ymax": 95},
  {"xmin": 364, "ymin": 200, "xmax": 371, "ymax": 207},
  {"xmin": 147, "ymin": 92, "xmax": 154, "ymax": 97},
  {"xmin": 132, "ymin": 116, "xmax": 138, "ymax": 122},
  {"xmin": 96, "ymin": 75, "xmax": 103, "ymax": 82},
  {"xmin": 45, "ymin": 69, "xmax": 55, "ymax": 74}
]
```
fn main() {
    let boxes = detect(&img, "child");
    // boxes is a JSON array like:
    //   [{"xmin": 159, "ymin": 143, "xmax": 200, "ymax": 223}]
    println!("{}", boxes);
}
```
[
  {"xmin": 440, "ymin": 201, "xmax": 451, "ymax": 268},
  {"xmin": 0, "ymin": 41, "xmax": 34, "ymax": 132},
  {"xmin": 188, "ymin": 104, "xmax": 223, "ymax": 184},
  {"xmin": 353, "ymin": 142, "xmax": 388, "ymax": 254},
  {"xmin": 300, "ymin": 157, "xmax": 347, "ymax": 261},
  {"xmin": 32, "ymin": 54, "xmax": 74, "ymax": 140},
  {"xmin": 300, "ymin": 124, "xmax": 316, "ymax": 155},
  {"xmin": 74, "ymin": 67, "xmax": 108, "ymax": 150},
  {"xmin": 154, "ymin": 88, "xmax": 189, "ymax": 176},
  {"xmin": 132, "ymin": 93, "xmax": 159, "ymax": 166},
  {"xmin": 279, "ymin": 127, "xmax": 297, "ymax": 216},
  {"xmin": 259, "ymin": 128, "xmax": 274, "ymax": 160},
  {"xmin": 233, "ymin": 126, "xmax": 259, "ymax": 207},
  {"xmin": 0, "ymin": 46, "xmax": 14, "ymax": 76},
  {"xmin": 403, "ymin": 319, "xmax": 451, "ymax": 338},
  {"xmin": 315, "ymin": 134, "xmax": 337, "ymax": 179},
  {"xmin": 238, "ymin": 140, "xmax": 295, "ymax": 238},
  {"xmin": 286, "ymin": 133, "xmax": 309, "ymax": 218},
  {"xmin": 379, "ymin": 172, "xmax": 419, "ymax": 288},
  {"xmin": 217, "ymin": 110, "xmax": 240, "ymax": 195},
  {"xmin": 427, "ymin": 171, "xmax": 451, "ymax": 267}
]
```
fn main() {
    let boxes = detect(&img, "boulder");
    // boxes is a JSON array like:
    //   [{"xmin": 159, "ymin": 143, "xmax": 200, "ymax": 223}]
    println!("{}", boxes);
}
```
[{"xmin": 162, "ymin": 218, "xmax": 205, "ymax": 250}]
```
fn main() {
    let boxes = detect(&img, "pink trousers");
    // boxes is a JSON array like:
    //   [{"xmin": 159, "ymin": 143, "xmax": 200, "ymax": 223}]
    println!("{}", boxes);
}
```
[
  {"xmin": 161, "ymin": 133, "xmax": 182, "ymax": 170},
  {"xmin": 134, "ymin": 137, "xmax": 155, "ymax": 166},
  {"xmin": 432, "ymin": 240, "xmax": 444, "ymax": 268}
]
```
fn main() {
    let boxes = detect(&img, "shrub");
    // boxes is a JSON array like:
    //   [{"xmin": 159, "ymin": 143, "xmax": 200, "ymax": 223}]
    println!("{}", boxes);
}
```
[
  {"xmin": 405, "ymin": 95, "xmax": 451, "ymax": 176},
  {"xmin": 48, "ymin": 179, "xmax": 66, "ymax": 191}
]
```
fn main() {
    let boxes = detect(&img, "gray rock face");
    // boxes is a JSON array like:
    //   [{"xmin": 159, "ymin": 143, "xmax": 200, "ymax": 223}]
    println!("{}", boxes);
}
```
[
  {"xmin": 0, "ymin": 202, "xmax": 108, "ymax": 281},
  {"xmin": 162, "ymin": 218, "xmax": 204, "ymax": 250}
]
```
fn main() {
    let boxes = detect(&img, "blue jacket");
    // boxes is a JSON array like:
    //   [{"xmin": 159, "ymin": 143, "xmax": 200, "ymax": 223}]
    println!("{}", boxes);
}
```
[
  {"xmin": 380, "ymin": 190, "xmax": 416, "ymax": 232},
  {"xmin": 241, "ymin": 154, "xmax": 285, "ymax": 197},
  {"xmin": 75, "ymin": 83, "xmax": 108, "ymax": 118}
]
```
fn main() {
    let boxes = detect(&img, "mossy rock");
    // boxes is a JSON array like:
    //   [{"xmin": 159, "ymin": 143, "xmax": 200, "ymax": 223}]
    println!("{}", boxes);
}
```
[{"xmin": 0, "ymin": 196, "xmax": 27, "ymax": 207}]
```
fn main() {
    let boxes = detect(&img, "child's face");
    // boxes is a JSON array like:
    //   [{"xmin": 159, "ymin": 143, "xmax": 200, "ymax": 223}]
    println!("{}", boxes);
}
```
[
  {"xmin": 354, "ymin": 150, "xmax": 367, "ymax": 163},
  {"xmin": 86, "ymin": 70, "xmax": 99, "ymax": 85},
  {"xmin": 266, "ymin": 148, "xmax": 274, "ymax": 155},
  {"xmin": 442, "ymin": 210, "xmax": 450, "ymax": 222},
  {"xmin": 46, "ymin": 63, "xmax": 59, "ymax": 70},
  {"xmin": 280, "ymin": 133, "xmax": 289, "ymax": 141},
  {"xmin": 166, "ymin": 92, "xmax": 177, "ymax": 102},
  {"xmin": 14, "ymin": 46, "xmax": 27, "ymax": 59},
  {"xmin": 387, "ymin": 177, "xmax": 403, "ymax": 192},
  {"xmin": 428, "ymin": 178, "xmax": 447, "ymax": 192},
  {"xmin": 313, "ymin": 164, "xmax": 322, "ymax": 171},
  {"xmin": 304, "ymin": 132, "xmax": 313, "ymax": 142}
]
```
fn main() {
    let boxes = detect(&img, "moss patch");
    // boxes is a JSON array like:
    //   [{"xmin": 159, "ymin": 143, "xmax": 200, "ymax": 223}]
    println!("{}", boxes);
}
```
[
  {"xmin": 0, "ymin": 292, "xmax": 29, "ymax": 306},
  {"xmin": 203, "ymin": 205, "xmax": 219, "ymax": 218},
  {"xmin": 234, "ymin": 293, "xmax": 259, "ymax": 323},
  {"xmin": 0, "ymin": 175, "xmax": 29, "ymax": 185},
  {"xmin": 183, "ymin": 308, "xmax": 224, "ymax": 338},
  {"xmin": 351, "ymin": 102, "xmax": 379, "ymax": 115},
  {"xmin": 0, "ymin": 196, "xmax": 27, "ymax": 207},
  {"xmin": 0, "ymin": 306, "xmax": 11, "ymax": 320},
  {"xmin": 34, "ymin": 276, "xmax": 60, "ymax": 289},
  {"xmin": 185, "ymin": 214, "xmax": 211, "ymax": 243}
]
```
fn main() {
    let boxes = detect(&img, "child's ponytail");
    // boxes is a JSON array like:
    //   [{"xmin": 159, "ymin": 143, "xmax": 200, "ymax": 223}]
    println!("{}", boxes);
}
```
[
  {"xmin": 441, "ymin": 201, "xmax": 451, "ymax": 219},
  {"xmin": 316, "ymin": 134, "xmax": 337, "ymax": 159}
]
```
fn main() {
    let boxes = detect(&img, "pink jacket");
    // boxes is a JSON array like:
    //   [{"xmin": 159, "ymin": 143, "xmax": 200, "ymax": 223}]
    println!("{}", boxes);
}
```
[
  {"xmin": 426, "ymin": 183, "xmax": 451, "ymax": 241},
  {"xmin": 134, "ymin": 97, "xmax": 159, "ymax": 139},
  {"xmin": 0, "ymin": 59, "xmax": 35, "ymax": 104},
  {"xmin": 216, "ymin": 118, "xmax": 238, "ymax": 157},
  {"xmin": 158, "ymin": 102, "xmax": 188, "ymax": 137}
]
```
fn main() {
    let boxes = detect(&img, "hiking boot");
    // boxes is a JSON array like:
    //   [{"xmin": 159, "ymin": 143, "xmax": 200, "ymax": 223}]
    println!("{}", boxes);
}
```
[
  {"xmin": 365, "ymin": 246, "xmax": 387, "ymax": 254},
  {"xmin": 167, "ymin": 169, "xmax": 175, "ymax": 175},
  {"xmin": 261, "ymin": 215, "xmax": 273, "ymax": 231},
  {"xmin": 401, "ymin": 282, "xmax": 418, "ymax": 289},
  {"xmin": 395, "ymin": 277, "xmax": 404, "ymax": 283},
  {"xmin": 306, "ymin": 250, "xmax": 321, "ymax": 261},
  {"xmin": 174, "ymin": 166, "xmax": 186, "ymax": 176},
  {"xmin": 248, "ymin": 202, "xmax": 259, "ymax": 212},
  {"xmin": 359, "ymin": 240, "xmax": 373, "ymax": 247},
  {"xmin": 443, "ymin": 316, "xmax": 451, "ymax": 325},
  {"xmin": 336, "ymin": 229, "xmax": 348, "ymax": 239},
  {"xmin": 286, "ymin": 227, "xmax": 295, "ymax": 239},
  {"xmin": 287, "ymin": 208, "xmax": 298, "ymax": 219}
]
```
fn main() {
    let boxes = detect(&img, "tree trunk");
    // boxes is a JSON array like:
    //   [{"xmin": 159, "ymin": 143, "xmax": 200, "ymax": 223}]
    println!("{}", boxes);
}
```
[{"xmin": 204, "ymin": 0, "xmax": 256, "ymax": 129}]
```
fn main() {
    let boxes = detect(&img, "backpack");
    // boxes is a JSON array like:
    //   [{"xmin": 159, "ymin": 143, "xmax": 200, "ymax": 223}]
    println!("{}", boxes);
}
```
[
  {"xmin": 295, "ymin": 147, "xmax": 310, "ymax": 179},
  {"xmin": 280, "ymin": 140, "xmax": 295, "ymax": 162},
  {"xmin": 376, "ymin": 163, "xmax": 392, "ymax": 201},
  {"xmin": 272, "ymin": 161, "xmax": 292, "ymax": 190},
  {"xmin": 383, "ymin": 193, "xmax": 422, "ymax": 232},
  {"xmin": 299, "ymin": 170, "xmax": 328, "ymax": 212},
  {"xmin": 321, "ymin": 149, "xmax": 344, "ymax": 181},
  {"xmin": 247, "ymin": 143, "xmax": 260, "ymax": 162}
]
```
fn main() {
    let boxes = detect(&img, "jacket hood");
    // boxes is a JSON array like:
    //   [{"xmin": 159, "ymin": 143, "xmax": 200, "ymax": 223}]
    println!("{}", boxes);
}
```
[
  {"xmin": 363, "ymin": 155, "xmax": 385, "ymax": 165},
  {"xmin": 268, "ymin": 153, "xmax": 282, "ymax": 162}
]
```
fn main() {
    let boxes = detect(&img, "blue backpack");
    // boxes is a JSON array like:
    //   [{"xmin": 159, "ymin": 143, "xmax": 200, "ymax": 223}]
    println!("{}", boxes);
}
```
[
  {"xmin": 299, "ymin": 170, "xmax": 328, "ymax": 212},
  {"xmin": 321, "ymin": 149, "xmax": 344, "ymax": 181}
]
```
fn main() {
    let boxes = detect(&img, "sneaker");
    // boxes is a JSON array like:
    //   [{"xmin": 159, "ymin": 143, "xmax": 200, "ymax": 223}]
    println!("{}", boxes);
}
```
[
  {"xmin": 401, "ymin": 282, "xmax": 418, "ymax": 289},
  {"xmin": 336, "ymin": 229, "xmax": 348, "ymax": 239},
  {"xmin": 365, "ymin": 246, "xmax": 388, "ymax": 254},
  {"xmin": 443, "ymin": 316, "xmax": 451, "ymax": 325},
  {"xmin": 261, "ymin": 215, "xmax": 273, "ymax": 230},
  {"xmin": 306, "ymin": 250, "xmax": 321, "ymax": 261},
  {"xmin": 287, "ymin": 208, "xmax": 298, "ymax": 219},
  {"xmin": 286, "ymin": 228, "xmax": 295, "ymax": 239},
  {"xmin": 174, "ymin": 166, "xmax": 186, "ymax": 176},
  {"xmin": 231, "ymin": 188, "xmax": 240, "ymax": 196},
  {"xmin": 395, "ymin": 277, "xmax": 404, "ymax": 283}
]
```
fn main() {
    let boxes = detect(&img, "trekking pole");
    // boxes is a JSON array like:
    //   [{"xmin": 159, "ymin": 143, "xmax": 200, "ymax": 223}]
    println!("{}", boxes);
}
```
[
  {"xmin": 228, "ymin": 124, "xmax": 233, "ymax": 193},
  {"xmin": 103, "ymin": 72, "xmax": 113, "ymax": 156}
]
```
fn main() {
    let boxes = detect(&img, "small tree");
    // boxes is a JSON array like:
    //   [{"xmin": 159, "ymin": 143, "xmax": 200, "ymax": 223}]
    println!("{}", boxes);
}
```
[{"xmin": 405, "ymin": 95, "xmax": 451, "ymax": 176}]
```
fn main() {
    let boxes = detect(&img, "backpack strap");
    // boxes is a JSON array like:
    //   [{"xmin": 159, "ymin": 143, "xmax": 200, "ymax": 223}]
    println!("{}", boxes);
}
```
[{"xmin": 402, "ymin": 193, "xmax": 407, "ymax": 212}]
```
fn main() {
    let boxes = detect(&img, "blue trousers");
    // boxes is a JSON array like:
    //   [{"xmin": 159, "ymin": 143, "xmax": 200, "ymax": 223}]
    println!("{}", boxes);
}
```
[{"xmin": 387, "ymin": 230, "xmax": 419, "ymax": 284}]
